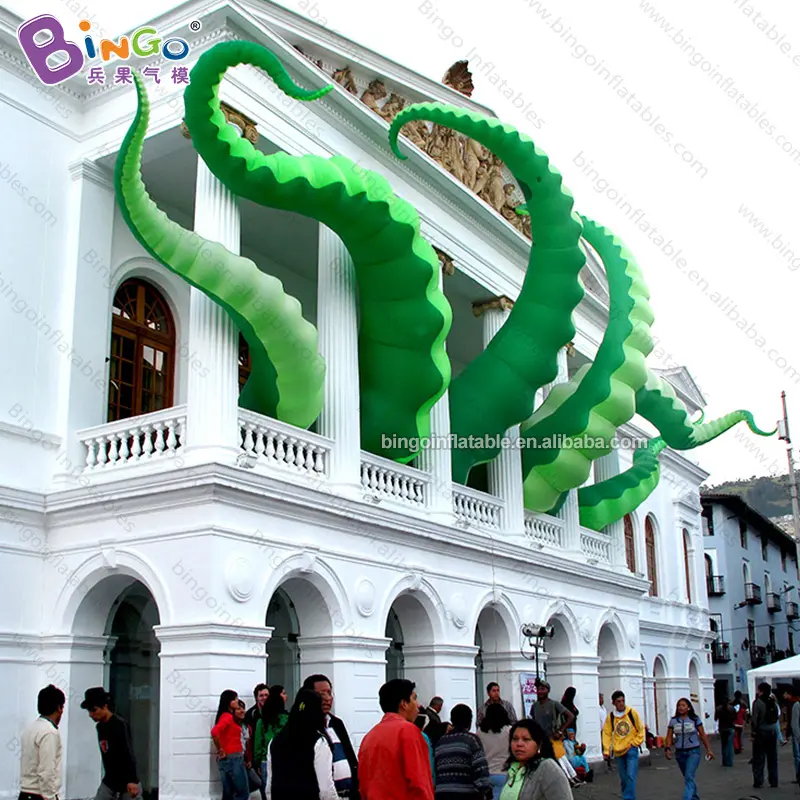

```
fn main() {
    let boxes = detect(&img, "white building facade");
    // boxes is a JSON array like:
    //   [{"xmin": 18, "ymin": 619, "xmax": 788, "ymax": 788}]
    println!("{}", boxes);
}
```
[{"xmin": 0, "ymin": 3, "xmax": 717, "ymax": 799}]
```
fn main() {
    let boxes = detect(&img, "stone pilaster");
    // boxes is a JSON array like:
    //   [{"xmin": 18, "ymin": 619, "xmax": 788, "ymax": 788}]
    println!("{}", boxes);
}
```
[
  {"xmin": 417, "ymin": 263, "xmax": 453, "ymax": 519},
  {"xmin": 317, "ymin": 227, "xmax": 361, "ymax": 493},
  {"xmin": 545, "ymin": 655, "xmax": 602, "ymax": 757},
  {"xmin": 472, "ymin": 296, "xmax": 525, "ymax": 536},
  {"xmin": 595, "ymin": 451, "xmax": 628, "ymax": 568},
  {"xmin": 184, "ymin": 158, "xmax": 240, "ymax": 462},
  {"xmin": 154, "ymin": 623, "xmax": 271, "ymax": 800}
]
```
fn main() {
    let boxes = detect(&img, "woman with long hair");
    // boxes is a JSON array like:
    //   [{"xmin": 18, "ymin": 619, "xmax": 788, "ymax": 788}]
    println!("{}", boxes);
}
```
[
  {"xmin": 664, "ymin": 697, "xmax": 713, "ymax": 800},
  {"xmin": 255, "ymin": 685, "xmax": 290, "ymax": 789},
  {"xmin": 499, "ymin": 720, "xmax": 572, "ymax": 800},
  {"xmin": 477, "ymin": 703, "xmax": 512, "ymax": 800},
  {"xmin": 560, "ymin": 687, "xmax": 579, "ymax": 737},
  {"xmin": 211, "ymin": 690, "xmax": 250, "ymax": 800},
  {"xmin": 265, "ymin": 688, "xmax": 337, "ymax": 799}
]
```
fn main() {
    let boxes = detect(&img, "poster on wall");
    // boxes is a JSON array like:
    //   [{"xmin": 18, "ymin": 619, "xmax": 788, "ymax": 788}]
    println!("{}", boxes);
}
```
[{"xmin": 520, "ymin": 672, "xmax": 538, "ymax": 717}]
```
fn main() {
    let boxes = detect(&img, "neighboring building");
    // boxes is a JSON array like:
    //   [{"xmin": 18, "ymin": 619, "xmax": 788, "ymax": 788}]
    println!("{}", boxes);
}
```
[
  {"xmin": 701, "ymin": 493, "xmax": 799, "ymax": 704},
  {"xmin": 1, "ymin": 2, "xmax": 719, "ymax": 797}
]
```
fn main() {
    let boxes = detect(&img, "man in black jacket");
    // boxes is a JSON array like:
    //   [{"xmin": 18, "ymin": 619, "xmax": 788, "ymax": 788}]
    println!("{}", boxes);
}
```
[
  {"xmin": 302, "ymin": 674, "xmax": 360, "ymax": 799},
  {"xmin": 80, "ymin": 688, "xmax": 140, "ymax": 800}
]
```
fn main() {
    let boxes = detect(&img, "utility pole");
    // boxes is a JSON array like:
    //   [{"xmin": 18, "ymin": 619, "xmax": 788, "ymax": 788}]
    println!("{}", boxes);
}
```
[{"xmin": 778, "ymin": 392, "xmax": 800, "ymax": 580}]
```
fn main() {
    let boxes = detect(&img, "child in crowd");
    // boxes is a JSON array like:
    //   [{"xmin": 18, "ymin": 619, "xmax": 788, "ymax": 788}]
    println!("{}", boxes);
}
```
[{"xmin": 571, "ymin": 742, "xmax": 593, "ymax": 782}]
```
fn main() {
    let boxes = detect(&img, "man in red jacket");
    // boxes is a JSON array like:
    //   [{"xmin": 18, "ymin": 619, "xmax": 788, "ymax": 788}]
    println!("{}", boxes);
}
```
[{"xmin": 359, "ymin": 679, "xmax": 434, "ymax": 800}]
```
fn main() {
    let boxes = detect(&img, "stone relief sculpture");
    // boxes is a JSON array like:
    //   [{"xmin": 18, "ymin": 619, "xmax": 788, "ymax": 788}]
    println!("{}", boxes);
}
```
[
  {"xmin": 332, "ymin": 66, "xmax": 358, "ymax": 94},
  {"xmin": 442, "ymin": 60, "xmax": 474, "ymax": 97},
  {"xmin": 360, "ymin": 78, "xmax": 387, "ymax": 113},
  {"xmin": 378, "ymin": 93, "xmax": 407, "ymax": 123}
]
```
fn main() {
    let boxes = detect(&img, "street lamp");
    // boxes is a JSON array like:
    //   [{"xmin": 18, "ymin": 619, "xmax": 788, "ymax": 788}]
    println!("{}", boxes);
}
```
[{"xmin": 520, "ymin": 624, "xmax": 554, "ymax": 681}]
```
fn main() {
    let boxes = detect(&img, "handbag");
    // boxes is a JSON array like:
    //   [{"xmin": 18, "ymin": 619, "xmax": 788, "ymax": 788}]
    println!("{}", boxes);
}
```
[{"xmin": 247, "ymin": 767, "xmax": 262, "ymax": 791}]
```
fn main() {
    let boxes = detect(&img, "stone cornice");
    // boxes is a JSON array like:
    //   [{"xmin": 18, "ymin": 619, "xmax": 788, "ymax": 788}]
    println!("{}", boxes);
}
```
[{"xmin": 68, "ymin": 159, "xmax": 114, "ymax": 189}]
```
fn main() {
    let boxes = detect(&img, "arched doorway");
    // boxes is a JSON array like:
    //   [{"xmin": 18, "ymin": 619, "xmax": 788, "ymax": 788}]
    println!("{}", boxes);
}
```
[
  {"xmin": 474, "ymin": 605, "xmax": 515, "ymax": 714},
  {"xmin": 385, "ymin": 607, "xmax": 405, "ymax": 680},
  {"xmin": 653, "ymin": 655, "xmax": 669, "ymax": 737},
  {"xmin": 689, "ymin": 658, "xmax": 702, "ymax": 718},
  {"xmin": 265, "ymin": 588, "xmax": 300, "ymax": 698},
  {"xmin": 597, "ymin": 623, "xmax": 621, "ymax": 704},
  {"xmin": 67, "ymin": 576, "xmax": 161, "ymax": 800},
  {"xmin": 539, "ymin": 615, "xmax": 574, "ymax": 701}
]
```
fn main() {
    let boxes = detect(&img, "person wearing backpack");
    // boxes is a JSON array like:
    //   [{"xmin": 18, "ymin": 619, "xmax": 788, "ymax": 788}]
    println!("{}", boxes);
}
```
[
  {"xmin": 751, "ymin": 682, "xmax": 780, "ymax": 789},
  {"xmin": 601, "ymin": 690, "xmax": 644, "ymax": 800}
]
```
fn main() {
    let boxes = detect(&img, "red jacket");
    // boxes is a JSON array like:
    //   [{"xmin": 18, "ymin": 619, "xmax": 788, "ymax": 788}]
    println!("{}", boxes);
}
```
[{"xmin": 358, "ymin": 713, "xmax": 434, "ymax": 800}]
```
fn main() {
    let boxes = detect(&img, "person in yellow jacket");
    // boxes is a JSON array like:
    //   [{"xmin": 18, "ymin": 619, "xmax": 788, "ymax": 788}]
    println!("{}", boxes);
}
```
[{"xmin": 601, "ymin": 691, "xmax": 645, "ymax": 800}]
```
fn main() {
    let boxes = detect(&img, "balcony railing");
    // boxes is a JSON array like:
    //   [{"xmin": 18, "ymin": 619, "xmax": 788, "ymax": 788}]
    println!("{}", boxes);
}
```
[
  {"xmin": 788, "ymin": 601, "xmax": 799, "ymax": 620},
  {"xmin": 706, "ymin": 575, "xmax": 725, "ymax": 596},
  {"xmin": 750, "ymin": 645, "xmax": 768, "ymax": 667},
  {"xmin": 745, "ymin": 583, "xmax": 763, "ymax": 605},
  {"xmin": 767, "ymin": 592, "xmax": 782, "ymax": 612},
  {"xmin": 239, "ymin": 410, "xmax": 331, "ymax": 480},
  {"xmin": 452, "ymin": 485, "xmax": 504, "ymax": 530},
  {"xmin": 360, "ymin": 452, "xmax": 429, "ymax": 508},
  {"xmin": 711, "ymin": 641, "xmax": 731, "ymax": 663},
  {"xmin": 524, "ymin": 511, "xmax": 564, "ymax": 550},
  {"xmin": 580, "ymin": 527, "xmax": 612, "ymax": 565},
  {"xmin": 78, "ymin": 405, "xmax": 186, "ymax": 470}
]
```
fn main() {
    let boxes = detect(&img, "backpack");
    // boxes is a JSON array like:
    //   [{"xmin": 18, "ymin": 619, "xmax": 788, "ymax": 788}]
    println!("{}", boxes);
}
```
[{"xmin": 763, "ymin": 699, "xmax": 779, "ymax": 726}]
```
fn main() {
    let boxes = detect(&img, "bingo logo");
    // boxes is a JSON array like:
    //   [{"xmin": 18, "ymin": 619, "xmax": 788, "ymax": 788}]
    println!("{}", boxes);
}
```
[{"xmin": 17, "ymin": 14, "xmax": 194, "ymax": 86}]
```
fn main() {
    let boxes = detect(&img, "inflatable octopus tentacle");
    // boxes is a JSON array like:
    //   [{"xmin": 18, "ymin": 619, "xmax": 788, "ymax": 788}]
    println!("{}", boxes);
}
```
[
  {"xmin": 115, "ymin": 74, "xmax": 324, "ymax": 428},
  {"xmin": 390, "ymin": 103, "xmax": 585, "ymax": 484},
  {"xmin": 182, "ymin": 41, "xmax": 451, "ymax": 461},
  {"xmin": 635, "ymin": 370, "xmax": 775, "ymax": 448},
  {"xmin": 520, "ymin": 217, "xmax": 655, "ymax": 513},
  {"xmin": 578, "ymin": 437, "xmax": 667, "ymax": 531}
]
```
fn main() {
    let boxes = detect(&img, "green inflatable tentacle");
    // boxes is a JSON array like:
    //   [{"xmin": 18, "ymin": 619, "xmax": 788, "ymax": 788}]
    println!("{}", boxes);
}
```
[
  {"xmin": 578, "ymin": 437, "xmax": 667, "ymax": 530},
  {"xmin": 115, "ymin": 74, "xmax": 324, "ymax": 428},
  {"xmin": 389, "ymin": 104, "xmax": 585, "ymax": 484},
  {"xmin": 182, "ymin": 41, "xmax": 451, "ymax": 461},
  {"xmin": 520, "ymin": 217, "xmax": 655, "ymax": 513},
  {"xmin": 635, "ymin": 370, "xmax": 775, "ymax": 449}
]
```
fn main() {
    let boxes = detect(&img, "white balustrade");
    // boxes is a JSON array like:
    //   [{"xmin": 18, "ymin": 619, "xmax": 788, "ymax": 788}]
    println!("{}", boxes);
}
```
[
  {"xmin": 360, "ymin": 453, "xmax": 429, "ymax": 507},
  {"xmin": 524, "ymin": 510, "xmax": 565, "ymax": 549},
  {"xmin": 580, "ymin": 527, "xmax": 613, "ymax": 564},
  {"xmin": 239, "ymin": 410, "xmax": 330, "ymax": 478},
  {"xmin": 452, "ymin": 485, "xmax": 504, "ymax": 530},
  {"xmin": 78, "ymin": 405, "xmax": 187, "ymax": 470}
]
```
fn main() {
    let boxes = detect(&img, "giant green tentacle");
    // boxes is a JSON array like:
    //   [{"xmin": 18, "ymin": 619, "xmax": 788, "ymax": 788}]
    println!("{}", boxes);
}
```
[
  {"xmin": 115, "ymin": 74, "xmax": 324, "ymax": 427},
  {"xmin": 389, "ymin": 104, "xmax": 585, "ymax": 484},
  {"xmin": 182, "ymin": 41, "xmax": 451, "ymax": 461},
  {"xmin": 520, "ymin": 218, "xmax": 655, "ymax": 513},
  {"xmin": 635, "ymin": 370, "xmax": 775, "ymax": 449},
  {"xmin": 578, "ymin": 438, "xmax": 667, "ymax": 530}
]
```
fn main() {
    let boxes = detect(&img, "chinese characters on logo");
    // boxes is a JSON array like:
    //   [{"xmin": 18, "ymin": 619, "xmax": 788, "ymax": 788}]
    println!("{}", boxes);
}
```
[{"xmin": 86, "ymin": 65, "xmax": 190, "ymax": 85}]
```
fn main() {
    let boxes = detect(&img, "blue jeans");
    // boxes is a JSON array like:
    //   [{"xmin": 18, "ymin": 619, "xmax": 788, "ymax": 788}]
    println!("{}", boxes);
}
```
[
  {"xmin": 489, "ymin": 773, "xmax": 506, "ymax": 800},
  {"xmin": 793, "ymin": 737, "xmax": 800, "ymax": 781},
  {"xmin": 676, "ymin": 747, "xmax": 701, "ymax": 800},
  {"xmin": 218, "ymin": 752, "xmax": 250, "ymax": 800},
  {"xmin": 719, "ymin": 729, "xmax": 734, "ymax": 766},
  {"xmin": 616, "ymin": 747, "xmax": 639, "ymax": 800}
]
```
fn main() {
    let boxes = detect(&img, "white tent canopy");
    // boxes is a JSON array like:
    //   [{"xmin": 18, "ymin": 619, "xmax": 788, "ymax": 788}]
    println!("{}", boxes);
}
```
[{"xmin": 747, "ymin": 654, "xmax": 800, "ymax": 703}]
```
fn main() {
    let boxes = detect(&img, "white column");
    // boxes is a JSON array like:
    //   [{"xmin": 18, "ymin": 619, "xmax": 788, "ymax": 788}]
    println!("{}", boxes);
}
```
[
  {"xmin": 595, "ymin": 451, "xmax": 628, "ymax": 568},
  {"xmin": 54, "ymin": 162, "xmax": 116, "ymax": 484},
  {"xmin": 184, "ymin": 158, "xmax": 240, "ymax": 462},
  {"xmin": 481, "ymin": 650, "xmax": 535, "ymax": 721},
  {"xmin": 403, "ymin": 644, "xmax": 479, "ymax": 725},
  {"xmin": 417, "ymin": 264, "xmax": 453, "ymax": 520},
  {"xmin": 551, "ymin": 348, "xmax": 581, "ymax": 553},
  {"xmin": 154, "ymin": 623, "xmax": 271, "ymax": 800},
  {"xmin": 473, "ymin": 297, "xmax": 525, "ymax": 536},
  {"xmin": 317, "ymin": 226, "xmax": 361, "ymax": 494},
  {"xmin": 545, "ymin": 655, "xmax": 601, "ymax": 758},
  {"xmin": 298, "ymin": 635, "xmax": 390, "ymax": 749}
]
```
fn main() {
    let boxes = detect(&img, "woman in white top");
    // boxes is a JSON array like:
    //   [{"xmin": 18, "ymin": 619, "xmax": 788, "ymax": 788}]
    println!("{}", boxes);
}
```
[
  {"xmin": 477, "ymin": 703, "xmax": 513, "ymax": 800},
  {"xmin": 265, "ymin": 689, "xmax": 337, "ymax": 800}
]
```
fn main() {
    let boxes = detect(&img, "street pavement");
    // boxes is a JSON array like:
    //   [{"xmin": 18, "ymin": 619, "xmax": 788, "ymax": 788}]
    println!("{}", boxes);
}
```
[{"xmin": 577, "ymin": 737, "xmax": 800, "ymax": 799}]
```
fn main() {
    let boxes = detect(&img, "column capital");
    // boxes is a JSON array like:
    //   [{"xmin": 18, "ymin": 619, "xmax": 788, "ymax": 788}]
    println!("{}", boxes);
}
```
[
  {"xmin": 154, "ymin": 623, "xmax": 272, "ymax": 656},
  {"xmin": 181, "ymin": 100, "xmax": 259, "ymax": 143},
  {"xmin": 298, "ymin": 635, "xmax": 391, "ymax": 663},
  {"xmin": 472, "ymin": 295, "xmax": 514, "ymax": 317},
  {"xmin": 67, "ymin": 159, "xmax": 114, "ymax": 189}
]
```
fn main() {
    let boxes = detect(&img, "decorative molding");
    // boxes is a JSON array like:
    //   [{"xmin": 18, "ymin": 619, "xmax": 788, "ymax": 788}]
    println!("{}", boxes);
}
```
[
  {"xmin": 472, "ymin": 295, "xmax": 514, "ymax": 317},
  {"xmin": 68, "ymin": 159, "xmax": 115, "ymax": 190},
  {"xmin": 298, "ymin": 550, "xmax": 317, "ymax": 573},
  {"xmin": 225, "ymin": 555, "xmax": 255, "ymax": 602},
  {"xmin": 433, "ymin": 245, "xmax": 455, "ymax": 277},
  {"xmin": 354, "ymin": 578, "xmax": 375, "ymax": 616},
  {"xmin": 181, "ymin": 99, "xmax": 259, "ymax": 143}
]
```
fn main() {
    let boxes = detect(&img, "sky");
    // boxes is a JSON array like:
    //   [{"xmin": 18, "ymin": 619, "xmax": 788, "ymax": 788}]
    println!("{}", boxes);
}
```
[{"xmin": 6, "ymin": 0, "xmax": 800, "ymax": 488}]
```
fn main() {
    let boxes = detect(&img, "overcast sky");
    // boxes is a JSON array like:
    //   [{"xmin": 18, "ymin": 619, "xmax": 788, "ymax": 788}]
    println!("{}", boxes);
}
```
[{"xmin": 6, "ymin": 0, "xmax": 800, "ymax": 488}]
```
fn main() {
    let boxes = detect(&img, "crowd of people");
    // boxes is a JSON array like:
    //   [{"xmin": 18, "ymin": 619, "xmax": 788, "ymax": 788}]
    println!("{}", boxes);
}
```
[
  {"xmin": 210, "ymin": 677, "xmax": 646, "ymax": 800},
  {"xmin": 20, "ymin": 674, "xmax": 800, "ymax": 800}
]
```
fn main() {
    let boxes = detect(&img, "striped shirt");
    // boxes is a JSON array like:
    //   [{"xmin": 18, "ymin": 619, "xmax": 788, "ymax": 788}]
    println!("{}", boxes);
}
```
[
  {"xmin": 324, "ymin": 715, "xmax": 352, "ymax": 791},
  {"xmin": 433, "ymin": 731, "xmax": 491, "ymax": 796}
]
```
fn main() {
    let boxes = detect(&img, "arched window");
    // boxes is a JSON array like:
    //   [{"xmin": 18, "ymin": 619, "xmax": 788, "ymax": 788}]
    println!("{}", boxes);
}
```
[
  {"xmin": 683, "ymin": 529, "xmax": 692, "ymax": 604},
  {"xmin": 108, "ymin": 278, "xmax": 175, "ymax": 422},
  {"xmin": 743, "ymin": 561, "xmax": 751, "ymax": 587},
  {"xmin": 624, "ymin": 514, "xmax": 636, "ymax": 573},
  {"xmin": 704, "ymin": 553, "xmax": 713, "ymax": 582},
  {"xmin": 645, "ymin": 515, "xmax": 658, "ymax": 597},
  {"xmin": 765, "ymin": 572, "xmax": 773, "ymax": 597}
]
